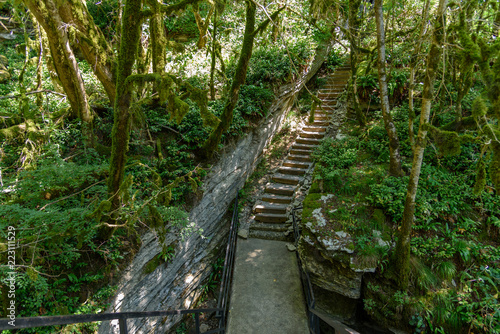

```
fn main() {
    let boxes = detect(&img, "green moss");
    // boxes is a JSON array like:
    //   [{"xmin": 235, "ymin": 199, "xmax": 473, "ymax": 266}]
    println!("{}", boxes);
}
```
[
  {"xmin": 426, "ymin": 124, "xmax": 461, "ymax": 156},
  {"xmin": 472, "ymin": 96, "xmax": 487, "ymax": 119},
  {"xmin": 309, "ymin": 181, "xmax": 322, "ymax": 194},
  {"xmin": 142, "ymin": 254, "xmax": 164, "ymax": 275},
  {"xmin": 302, "ymin": 193, "xmax": 323, "ymax": 219}
]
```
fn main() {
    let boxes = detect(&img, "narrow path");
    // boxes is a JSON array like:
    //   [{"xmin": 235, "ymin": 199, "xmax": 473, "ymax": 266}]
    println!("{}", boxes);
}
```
[
  {"xmin": 226, "ymin": 238, "xmax": 308, "ymax": 334},
  {"xmin": 227, "ymin": 66, "xmax": 350, "ymax": 333}
]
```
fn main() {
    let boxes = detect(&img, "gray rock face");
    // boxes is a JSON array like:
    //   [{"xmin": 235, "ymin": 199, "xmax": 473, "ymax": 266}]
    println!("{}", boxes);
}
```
[
  {"xmin": 98, "ymin": 42, "xmax": 333, "ymax": 332},
  {"xmin": 299, "ymin": 203, "xmax": 377, "ymax": 301}
]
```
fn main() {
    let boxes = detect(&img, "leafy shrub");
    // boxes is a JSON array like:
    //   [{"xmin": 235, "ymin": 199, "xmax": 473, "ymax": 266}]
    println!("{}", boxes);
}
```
[
  {"xmin": 368, "ymin": 164, "xmax": 475, "ymax": 225},
  {"xmin": 312, "ymin": 137, "xmax": 360, "ymax": 191},
  {"xmin": 236, "ymin": 85, "xmax": 274, "ymax": 118}
]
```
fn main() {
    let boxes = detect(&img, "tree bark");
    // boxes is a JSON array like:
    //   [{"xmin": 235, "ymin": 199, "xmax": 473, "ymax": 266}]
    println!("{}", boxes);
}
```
[
  {"xmin": 57, "ymin": 0, "xmax": 116, "ymax": 104},
  {"xmin": 395, "ymin": 0, "xmax": 447, "ymax": 290},
  {"xmin": 149, "ymin": 0, "xmax": 166, "ymax": 78},
  {"xmin": 24, "ymin": 0, "xmax": 94, "ymax": 145},
  {"xmin": 201, "ymin": 0, "xmax": 257, "ymax": 158},
  {"xmin": 209, "ymin": 9, "xmax": 217, "ymax": 100},
  {"xmin": 374, "ymin": 0, "xmax": 403, "ymax": 177},
  {"xmin": 408, "ymin": 0, "xmax": 431, "ymax": 151},
  {"xmin": 107, "ymin": 0, "xmax": 143, "ymax": 215}
]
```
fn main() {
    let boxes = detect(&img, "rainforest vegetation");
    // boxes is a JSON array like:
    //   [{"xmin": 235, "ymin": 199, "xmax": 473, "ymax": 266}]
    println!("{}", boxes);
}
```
[{"xmin": 0, "ymin": 0, "xmax": 498, "ymax": 333}]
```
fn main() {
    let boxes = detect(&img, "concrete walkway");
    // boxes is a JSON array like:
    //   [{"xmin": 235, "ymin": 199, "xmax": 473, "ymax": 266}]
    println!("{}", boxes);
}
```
[{"xmin": 226, "ymin": 238, "xmax": 309, "ymax": 334}]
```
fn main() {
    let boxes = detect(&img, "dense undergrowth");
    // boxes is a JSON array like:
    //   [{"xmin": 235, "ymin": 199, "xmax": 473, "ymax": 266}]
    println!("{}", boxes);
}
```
[
  {"xmin": 0, "ymin": 0, "xmax": 326, "ymax": 332},
  {"xmin": 307, "ymin": 95, "xmax": 499, "ymax": 332}
]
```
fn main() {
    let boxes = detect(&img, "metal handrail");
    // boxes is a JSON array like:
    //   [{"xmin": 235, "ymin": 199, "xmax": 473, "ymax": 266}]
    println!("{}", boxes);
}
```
[
  {"xmin": 291, "ymin": 206, "xmax": 320, "ymax": 334},
  {"xmin": 0, "ymin": 193, "xmax": 240, "ymax": 334},
  {"xmin": 0, "ymin": 309, "xmax": 223, "ymax": 333},
  {"xmin": 216, "ymin": 192, "xmax": 239, "ymax": 330}
]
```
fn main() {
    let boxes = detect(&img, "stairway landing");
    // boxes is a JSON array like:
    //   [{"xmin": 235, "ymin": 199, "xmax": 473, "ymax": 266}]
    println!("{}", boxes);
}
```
[{"xmin": 226, "ymin": 238, "xmax": 309, "ymax": 334}]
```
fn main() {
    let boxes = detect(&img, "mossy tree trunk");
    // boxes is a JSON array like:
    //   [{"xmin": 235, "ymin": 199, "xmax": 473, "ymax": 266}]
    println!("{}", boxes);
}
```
[
  {"xmin": 374, "ymin": 0, "xmax": 403, "ymax": 177},
  {"xmin": 201, "ymin": 0, "xmax": 256, "ymax": 158},
  {"xmin": 209, "ymin": 9, "xmax": 218, "ymax": 100},
  {"xmin": 395, "ymin": 0, "xmax": 447, "ymax": 290},
  {"xmin": 107, "ymin": 0, "xmax": 143, "ymax": 220},
  {"xmin": 24, "ymin": 0, "xmax": 94, "ymax": 146},
  {"xmin": 408, "ymin": 0, "xmax": 430, "ymax": 150},
  {"xmin": 192, "ymin": 2, "xmax": 214, "ymax": 49},
  {"xmin": 57, "ymin": 0, "xmax": 116, "ymax": 104},
  {"xmin": 148, "ymin": 0, "xmax": 166, "ymax": 84},
  {"xmin": 347, "ymin": 0, "xmax": 366, "ymax": 128}
]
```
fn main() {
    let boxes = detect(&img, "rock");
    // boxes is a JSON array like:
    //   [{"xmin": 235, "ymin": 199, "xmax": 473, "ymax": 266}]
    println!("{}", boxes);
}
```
[
  {"xmin": 286, "ymin": 243, "xmax": 296, "ymax": 251},
  {"xmin": 298, "ymin": 204, "xmax": 376, "ymax": 301},
  {"xmin": 199, "ymin": 324, "xmax": 210, "ymax": 332},
  {"xmin": 0, "ymin": 33, "xmax": 17, "ymax": 41},
  {"xmin": 238, "ymin": 229, "xmax": 248, "ymax": 239}
]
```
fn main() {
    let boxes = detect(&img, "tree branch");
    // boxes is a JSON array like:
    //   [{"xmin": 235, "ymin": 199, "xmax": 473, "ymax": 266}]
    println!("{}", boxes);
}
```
[{"xmin": 0, "ymin": 89, "xmax": 66, "ymax": 100}]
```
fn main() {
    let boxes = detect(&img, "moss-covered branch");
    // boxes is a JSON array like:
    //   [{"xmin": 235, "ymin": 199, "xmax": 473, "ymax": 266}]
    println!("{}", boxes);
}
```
[{"xmin": 252, "ymin": 5, "xmax": 286, "ymax": 37}]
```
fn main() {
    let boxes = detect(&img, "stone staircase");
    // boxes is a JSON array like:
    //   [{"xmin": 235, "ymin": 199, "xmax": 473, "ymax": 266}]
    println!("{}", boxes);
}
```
[{"xmin": 249, "ymin": 66, "xmax": 351, "ymax": 241}]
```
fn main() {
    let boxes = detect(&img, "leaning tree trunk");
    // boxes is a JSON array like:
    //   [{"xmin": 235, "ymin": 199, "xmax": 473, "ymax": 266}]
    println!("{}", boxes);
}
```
[
  {"xmin": 201, "ymin": 0, "xmax": 257, "ymax": 158},
  {"xmin": 395, "ymin": 0, "xmax": 447, "ymax": 290},
  {"xmin": 24, "ymin": 0, "xmax": 94, "ymax": 145},
  {"xmin": 104, "ymin": 0, "xmax": 143, "ymax": 238},
  {"xmin": 374, "ymin": 0, "xmax": 403, "ymax": 177}
]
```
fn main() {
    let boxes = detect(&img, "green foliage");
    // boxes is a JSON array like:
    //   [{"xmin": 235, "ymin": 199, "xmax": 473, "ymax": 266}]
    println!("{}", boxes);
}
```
[
  {"xmin": 325, "ymin": 49, "xmax": 343, "ymax": 71},
  {"xmin": 236, "ymin": 85, "xmax": 274, "ymax": 118},
  {"xmin": 86, "ymin": 0, "xmax": 120, "ymax": 39}
]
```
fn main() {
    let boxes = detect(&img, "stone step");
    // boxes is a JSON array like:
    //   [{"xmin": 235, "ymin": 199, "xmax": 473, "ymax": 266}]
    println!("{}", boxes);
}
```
[
  {"xmin": 250, "ymin": 222, "xmax": 290, "ymax": 232},
  {"xmin": 321, "ymin": 99, "xmax": 339, "ymax": 104},
  {"xmin": 272, "ymin": 173, "xmax": 301, "ymax": 185},
  {"xmin": 320, "ymin": 87, "xmax": 343, "ymax": 91},
  {"xmin": 318, "ymin": 93, "xmax": 341, "ymax": 98},
  {"xmin": 300, "ymin": 131, "xmax": 325, "ymax": 139},
  {"xmin": 290, "ymin": 148, "xmax": 311, "ymax": 156},
  {"xmin": 283, "ymin": 160, "xmax": 311, "ymax": 169},
  {"xmin": 307, "ymin": 120, "xmax": 329, "ymax": 126},
  {"xmin": 261, "ymin": 193, "xmax": 293, "ymax": 204},
  {"xmin": 296, "ymin": 137, "xmax": 321, "ymax": 145},
  {"xmin": 314, "ymin": 115, "xmax": 329, "ymax": 121},
  {"xmin": 302, "ymin": 126, "xmax": 326, "ymax": 132},
  {"xmin": 254, "ymin": 203, "xmax": 288, "ymax": 214},
  {"xmin": 248, "ymin": 229, "xmax": 291, "ymax": 242},
  {"xmin": 292, "ymin": 143, "xmax": 316, "ymax": 151},
  {"xmin": 254, "ymin": 213, "xmax": 288, "ymax": 223},
  {"xmin": 288, "ymin": 154, "xmax": 313, "ymax": 162},
  {"xmin": 265, "ymin": 183, "xmax": 296, "ymax": 196},
  {"xmin": 278, "ymin": 166, "xmax": 307, "ymax": 175}
]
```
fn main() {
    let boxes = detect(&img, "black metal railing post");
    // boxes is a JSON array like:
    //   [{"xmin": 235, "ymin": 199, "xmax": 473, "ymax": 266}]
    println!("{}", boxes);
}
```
[{"xmin": 119, "ymin": 318, "xmax": 128, "ymax": 334}]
